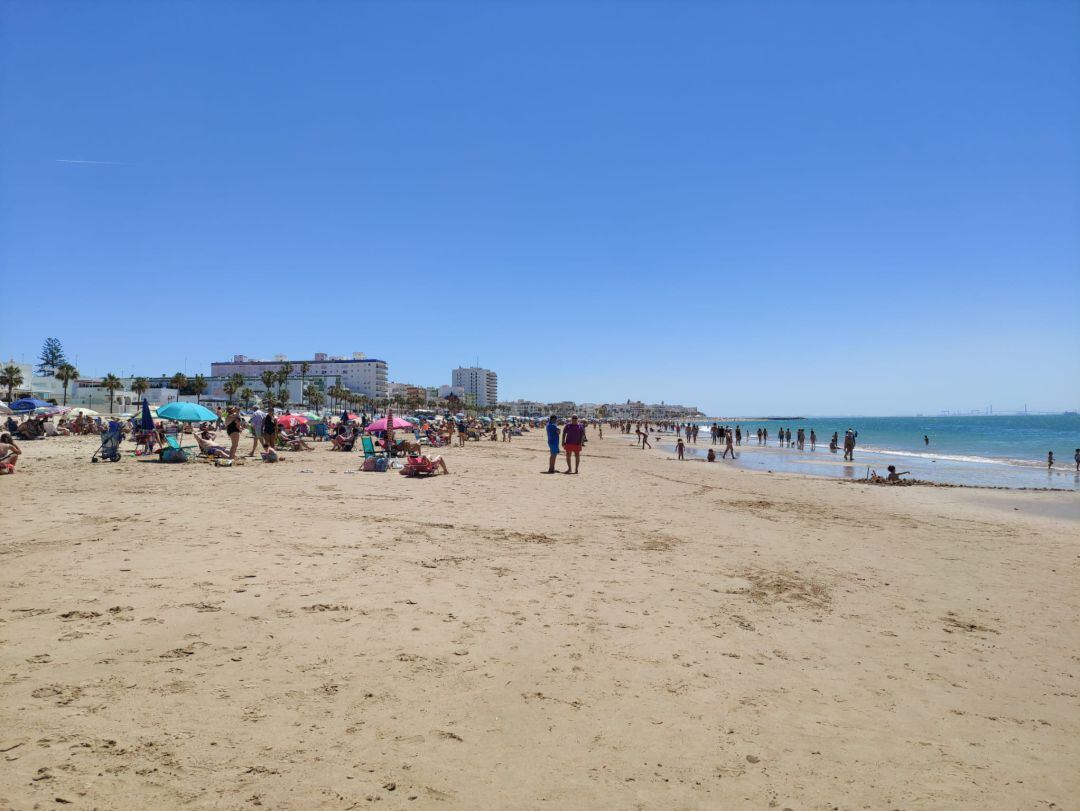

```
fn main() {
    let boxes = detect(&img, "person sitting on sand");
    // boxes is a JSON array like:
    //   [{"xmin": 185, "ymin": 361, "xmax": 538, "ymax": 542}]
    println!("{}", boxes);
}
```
[
  {"xmin": 870, "ymin": 465, "xmax": 909, "ymax": 483},
  {"xmin": 706, "ymin": 448, "xmax": 716, "ymax": 462},
  {"xmin": 0, "ymin": 432, "xmax": 22, "ymax": 473}
]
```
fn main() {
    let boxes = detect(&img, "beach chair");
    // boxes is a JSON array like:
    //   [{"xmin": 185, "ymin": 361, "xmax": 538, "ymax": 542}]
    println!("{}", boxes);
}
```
[
  {"xmin": 314, "ymin": 422, "xmax": 329, "ymax": 441},
  {"xmin": 361, "ymin": 435, "xmax": 386, "ymax": 459},
  {"xmin": 92, "ymin": 427, "xmax": 123, "ymax": 463},
  {"xmin": 400, "ymin": 455, "xmax": 439, "ymax": 477},
  {"xmin": 158, "ymin": 434, "xmax": 191, "ymax": 462}
]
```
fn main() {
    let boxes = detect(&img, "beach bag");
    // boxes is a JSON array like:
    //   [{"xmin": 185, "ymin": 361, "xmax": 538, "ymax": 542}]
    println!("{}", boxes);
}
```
[
  {"xmin": 161, "ymin": 448, "xmax": 187, "ymax": 463},
  {"xmin": 374, "ymin": 457, "xmax": 389, "ymax": 473},
  {"xmin": 362, "ymin": 458, "xmax": 378, "ymax": 472}
]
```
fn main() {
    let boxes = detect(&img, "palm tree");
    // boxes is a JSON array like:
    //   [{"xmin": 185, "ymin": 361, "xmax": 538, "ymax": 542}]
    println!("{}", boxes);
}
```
[
  {"xmin": 170, "ymin": 372, "xmax": 188, "ymax": 401},
  {"xmin": 191, "ymin": 374, "xmax": 208, "ymax": 404},
  {"xmin": 102, "ymin": 373, "xmax": 122, "ymax": 414},
  {"xmin": 308, "ymin": 388, "xmax": 325, "ymax": 414},
  {"xmin": 277, "ymin": 363, "xmax": 293, "ymax": 387},
  {"xmin": 228, "ymin": 373, "xmax": 245, "ymax": 403},
  {"xmin": 1, "ymin": 363, "xmax": 23, "ymax": 401},
  {"xmin": 55, "ymin": 362, "xmax": 79, "ymax": 406},
  {"xmin": 299, "ymin": 362, "xmax": 310, "ymax": 405},
  {"xmin": 239, "ymin": 387, "xmax": 254, "ymax": 408},
  {"xmin": 303, "ymin": 383, "xmax": 321, "ymax": 413},
  {"xmin": 131, "ymin": 376, "xmax": 149, "ymax": 404},
  {"xmin": 277, "ymin": 386, "xmax": 289, "ymax": 409},
  {"xmin": 260, "ymin": 370, "xmax": 277, "ymax": 402},
  {"xmin": 222, "ymin": 379, "xmax": 237, "ymax": 405}
]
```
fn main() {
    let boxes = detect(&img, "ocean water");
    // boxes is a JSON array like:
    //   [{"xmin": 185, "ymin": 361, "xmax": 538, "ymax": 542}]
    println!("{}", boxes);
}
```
[{"xmin": 662, "ymin": 414, "xmax": 1080, "ymax": 490}]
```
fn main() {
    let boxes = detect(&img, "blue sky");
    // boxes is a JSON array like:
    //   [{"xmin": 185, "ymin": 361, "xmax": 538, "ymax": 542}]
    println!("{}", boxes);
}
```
[{"xmin": 2, "ymin": 0, "xmax": 1078, "ymax": 415}]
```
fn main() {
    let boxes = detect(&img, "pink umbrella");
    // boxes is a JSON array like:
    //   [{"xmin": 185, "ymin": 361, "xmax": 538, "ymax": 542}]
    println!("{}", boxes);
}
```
[{"xmin": 365, "ymin": 415, "xmax": 414, "ymax": 432}]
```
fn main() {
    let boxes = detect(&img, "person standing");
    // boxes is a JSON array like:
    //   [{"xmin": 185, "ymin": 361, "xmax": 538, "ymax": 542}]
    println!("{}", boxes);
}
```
[
  {"xmin": 843, "ymin": 430, "xmax": 856, "ymax": 461},
  {"xmin": 562, "ymin": 414, "xmax": 585, "ymax": 474},
  {"xmin": 1047, "ymin": 450, "xmax": 1054, "ymax": 469},
  {"xmin": 1073, "ymin": 448, "xmax": 1079, "ymax": 471},
  {"xmin": 810, "ymin": 429, "xmax": 817, "ymax": 451},
  {"xmin": 247, "ymin": 407, "xmax": 266, "ymax": 457},
  {"xmin": 676, "ymin": 437, "xmax": 685, "ymax": 460},
  {"xmin": 544, "ymin": 415, "xmax": 560, "ymax": 474},
  {"xmin": 224, "ymin": 406, "xmax": 243, "ymax": 459},
  {"xmin": 262, "ymin": 407, "xmax": 278, "ymax": 451}
]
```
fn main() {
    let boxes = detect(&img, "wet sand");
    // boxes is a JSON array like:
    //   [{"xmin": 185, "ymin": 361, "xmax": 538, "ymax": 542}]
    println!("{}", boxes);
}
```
[{"xmin": 1, "ymin": 430, "xmax": 1077, "ymax": 809}]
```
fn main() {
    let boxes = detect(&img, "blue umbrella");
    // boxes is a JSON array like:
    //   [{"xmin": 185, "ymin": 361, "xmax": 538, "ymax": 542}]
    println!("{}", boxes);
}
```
[
  {"xmin": 138, "ymin": 398, "xmax": 155, "ymax": 430},
  {"xmin": 9, "ymin": 397, "xmax": 51, "ymax": 412},
  {"xmin": 156, "ymin": 401, "xmax": 218, "ymax": 422}
]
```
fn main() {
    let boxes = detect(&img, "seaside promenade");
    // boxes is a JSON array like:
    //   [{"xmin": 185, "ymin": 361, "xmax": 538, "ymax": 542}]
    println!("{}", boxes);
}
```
[{"xmin": 1, "ymin": 430, "xmax": 1077, "ymax": 809}]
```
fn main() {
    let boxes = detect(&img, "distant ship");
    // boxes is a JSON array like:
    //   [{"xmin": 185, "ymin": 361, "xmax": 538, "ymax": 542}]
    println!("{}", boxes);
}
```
[{"xmin": 1065, "ymin": 410, "xmax": 1078, "ymax": 416}]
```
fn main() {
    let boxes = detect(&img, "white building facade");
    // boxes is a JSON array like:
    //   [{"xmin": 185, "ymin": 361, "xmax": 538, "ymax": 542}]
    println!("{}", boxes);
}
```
[
  {"xmin": 210, "ymin": 353, "xmax": 388, "ymax": 400},
  {"xmin": 451, "ymin": 367, "xmax": 498, "ymax": 407}
]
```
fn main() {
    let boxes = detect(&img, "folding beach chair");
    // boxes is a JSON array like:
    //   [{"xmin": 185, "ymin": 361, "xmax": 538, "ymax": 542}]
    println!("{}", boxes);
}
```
[{"xmin": 361, "ymin": 435, "xmax": 386, "ymax": 459}]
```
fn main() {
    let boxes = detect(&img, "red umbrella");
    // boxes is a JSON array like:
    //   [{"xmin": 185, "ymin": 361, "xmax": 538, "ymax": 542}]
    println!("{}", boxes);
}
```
[{"xmin": 278, "ymin": 414, "xmax": 308, "ymax": 429}]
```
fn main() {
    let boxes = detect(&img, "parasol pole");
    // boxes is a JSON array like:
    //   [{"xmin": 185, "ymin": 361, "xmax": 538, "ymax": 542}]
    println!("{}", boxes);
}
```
[{"xmin": 385, "ymin": 401, "xmax": 394, "ymax": 457}]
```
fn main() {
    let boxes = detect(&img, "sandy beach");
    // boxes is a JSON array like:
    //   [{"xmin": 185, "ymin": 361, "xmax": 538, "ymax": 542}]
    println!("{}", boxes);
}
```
[{"xmin": 1, "ymin": 429, "xmax": 1077, "ymax": 810}]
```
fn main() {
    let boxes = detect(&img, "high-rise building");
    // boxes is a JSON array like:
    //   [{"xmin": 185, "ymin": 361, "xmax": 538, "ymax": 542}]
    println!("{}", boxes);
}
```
[
  {"xmin": 451, "ymin": 366, "xmax": 498, "ymax": 407},
  {"xmin": 211, "ymin": 352, "xmax": 388, "ymax": 400}
]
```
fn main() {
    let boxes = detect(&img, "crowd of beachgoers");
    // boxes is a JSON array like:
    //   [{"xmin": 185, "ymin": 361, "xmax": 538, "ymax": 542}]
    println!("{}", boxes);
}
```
[{"xmin": 0, "ymin": 402, "xmax": 564, "ymax": 476}]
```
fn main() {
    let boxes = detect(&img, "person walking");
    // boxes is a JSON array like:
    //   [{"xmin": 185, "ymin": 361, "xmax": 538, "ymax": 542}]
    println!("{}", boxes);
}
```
[
  {"xmin": 544, "ymin": 415, "xmax": 560, "ymax": 474},
  {"xmin": 722, "ymin": 429, "xmax": 736, "ymax": 459},
  {"xmin": 562, "ymin": 414, "xmax": 585, "ymax": 474}
]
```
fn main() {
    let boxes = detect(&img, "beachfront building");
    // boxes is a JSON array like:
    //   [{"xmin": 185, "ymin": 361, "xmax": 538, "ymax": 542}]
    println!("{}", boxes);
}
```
[
  {"xmin": 502, "ymin": 399, "xmax": 546, "ymax": 418},
  {"xmin": 388, "ymin": 382, "xmax": 429, "ymax": 404},
  {"xmin": 452, "ymin": 367, "xmax": 498, "ymax": 407},
  {"xmin": 211, "ymin": 352, "xmax": 388, "ymax": 401},
  {"xmin": 546, "ymin": 401, "xmax": 577, "ymax": 418}
]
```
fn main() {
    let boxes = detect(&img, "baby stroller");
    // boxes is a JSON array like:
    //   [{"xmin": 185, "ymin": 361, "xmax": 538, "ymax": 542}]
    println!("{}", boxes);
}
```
[{"xmin": 92, "ymin": 426, "xmax": 123, "ymax": 462}]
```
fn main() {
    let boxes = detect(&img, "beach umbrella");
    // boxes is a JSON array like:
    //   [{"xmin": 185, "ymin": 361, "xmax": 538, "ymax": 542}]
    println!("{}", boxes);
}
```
[
  {"xmin": 68, "ymin": 407, "xmax": 101, "ymax": 417},
  {"xmin": 9, "ymin": 397, "xmax": 51, "ymax": 412},
  {"xmin": 36, "ymin": 405, "xmax": 70, "ymax": 416},
  {"xmin": 138, "ymin": 399, "xmax": 155, "ymax": 431},
  {"xmin": 277, "ymin": 414, "xmax": 308, "ymax": 429},
  {"xmin": 156, "ymin": 401, "xmax": 218, "ymax": 422},
  {"xmin": 365, "ymin": 415, "xmax": 414, "ymax": 432}
]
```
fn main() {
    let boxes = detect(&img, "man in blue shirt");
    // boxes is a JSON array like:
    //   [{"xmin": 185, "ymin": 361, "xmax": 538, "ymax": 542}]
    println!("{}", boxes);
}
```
[{"xmin": 544, "ymin": 415, "xmax": 560, "ymax": 474}]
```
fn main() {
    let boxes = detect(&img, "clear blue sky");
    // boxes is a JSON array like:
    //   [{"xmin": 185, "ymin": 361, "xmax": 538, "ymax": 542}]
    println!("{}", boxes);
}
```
[{"xmin": 2, "ymin": 1, "xmax": 1078, "ymax": 415}]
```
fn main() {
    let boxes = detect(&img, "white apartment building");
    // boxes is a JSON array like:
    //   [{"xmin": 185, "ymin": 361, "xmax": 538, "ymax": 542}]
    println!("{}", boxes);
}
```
[
  {"xmin": 502, "ymin": 399, "xmax": 546, "ymax": 417},
  {"xmin": 210, "ymin": 352, "xmax": 388, "ymax": 400},
  {"xmin": 451, "ymin": 367, "xmax": 498, "ymax": 407}
]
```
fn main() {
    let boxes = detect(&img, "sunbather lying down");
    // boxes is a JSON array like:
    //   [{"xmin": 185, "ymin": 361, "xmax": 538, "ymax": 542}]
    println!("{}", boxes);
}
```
[{"xmin": 193, "ymin": 432, "xmax": 230, "ymax": 459}]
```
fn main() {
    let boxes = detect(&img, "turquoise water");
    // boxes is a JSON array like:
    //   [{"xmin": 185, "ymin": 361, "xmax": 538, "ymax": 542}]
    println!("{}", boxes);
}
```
[{"xmin": 665, "ymin": 414, "xmax": 1080, "ymax": 490}]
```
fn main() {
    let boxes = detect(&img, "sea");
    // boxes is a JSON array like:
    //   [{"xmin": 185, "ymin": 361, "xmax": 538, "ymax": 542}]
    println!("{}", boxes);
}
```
[{"xmin": 663, "ymin": 414, "xmax": 1080, "ymax": 491}]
